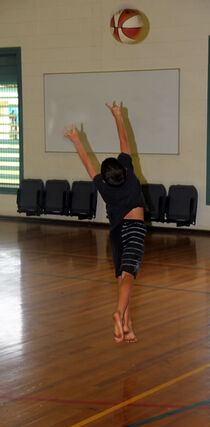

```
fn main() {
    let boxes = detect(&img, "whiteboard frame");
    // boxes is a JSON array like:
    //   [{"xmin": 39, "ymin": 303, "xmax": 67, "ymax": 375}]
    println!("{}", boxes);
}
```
[{"xmin": 44, "ymin": 68, "xmax": 180, "ymax": 155}]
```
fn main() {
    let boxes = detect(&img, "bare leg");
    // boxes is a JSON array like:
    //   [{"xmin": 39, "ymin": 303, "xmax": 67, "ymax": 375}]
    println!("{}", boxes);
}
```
[
  {"xmin": 114, "ymin": 275, "xmax": 137, "ymax": 343},
  {"xmin": 112, "ymin": 272, "xmax": 134, "ymax": 343},
  {"xmin": 123, "ymin": 304, "xmax": 138, "ymax": 343},
  {"xmin": 112, "ymin": 311, "xmax": 124, "ymax": 343}
]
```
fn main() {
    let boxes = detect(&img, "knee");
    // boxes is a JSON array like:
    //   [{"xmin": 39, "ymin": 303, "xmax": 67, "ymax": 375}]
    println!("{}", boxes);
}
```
[{"xmin": 121, "ymin": 271, "xmax": 134, "ymax": 281}]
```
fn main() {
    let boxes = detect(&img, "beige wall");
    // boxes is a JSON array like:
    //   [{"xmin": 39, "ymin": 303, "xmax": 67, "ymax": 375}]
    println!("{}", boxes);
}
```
[{"xmin": 0, "ymin": 0, "xmax": 210, "ymax": 229}]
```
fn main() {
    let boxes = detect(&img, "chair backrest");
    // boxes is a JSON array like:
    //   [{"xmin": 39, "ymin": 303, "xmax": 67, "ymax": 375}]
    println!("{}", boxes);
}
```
[
  {"xmin": 70, "ymin": 181, "xmax": 97, "ymax": 219},
  {"xmin": 142, "ymin": 184, "xmax": 167, "ymax": 222},
  {"xmin": 17, "ymin": 179, "xmax": 44, "ymax": 215},
  {"xmin": 166, "ymin": 185, "xmax": 198, "ymax": 226},
  {"xmin": 44, "ymin": 180, "xmax": 70, "ymax": 215}
]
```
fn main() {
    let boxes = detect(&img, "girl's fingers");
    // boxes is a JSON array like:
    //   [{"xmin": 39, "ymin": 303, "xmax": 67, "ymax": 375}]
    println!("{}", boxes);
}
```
[
  {"xmin": 106, "ymin": 102, "xmax": 117, "ymax": 109},
  {"xmin": 62, "ymin": 126, "xmax": 69, "ymax": 133},
  {"xmin": 105, "ymin": 103, "xmax": 112, "ymax": 110},
  {"xmin": 63, "ymin": 125, "xmax": 75, "ymax": 134}
]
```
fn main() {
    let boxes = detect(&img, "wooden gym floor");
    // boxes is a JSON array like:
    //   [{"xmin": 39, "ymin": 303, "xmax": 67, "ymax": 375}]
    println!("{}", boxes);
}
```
[{"xmin": 0, "ymin": 218, "xmax": 209, "ymax": 427}]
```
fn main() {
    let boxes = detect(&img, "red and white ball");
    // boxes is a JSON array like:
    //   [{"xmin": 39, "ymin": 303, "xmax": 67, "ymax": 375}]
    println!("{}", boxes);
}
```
[{"xmin": 110, "ymin": 9, "xmax": 146, "ymax": 44}]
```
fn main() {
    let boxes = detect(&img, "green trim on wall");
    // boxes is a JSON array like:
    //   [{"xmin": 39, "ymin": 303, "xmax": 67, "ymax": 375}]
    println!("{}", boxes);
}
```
[
  {"xmin": 17, "ymin": 48, "xmax": 24, "ymax": 191},
  {"xmin": 0, "ymin": 47, "xmax": 23, "ymax": 195},
  {"xmin": 207, "ymin": 36, "xmax": 210, "ymax": 204}
]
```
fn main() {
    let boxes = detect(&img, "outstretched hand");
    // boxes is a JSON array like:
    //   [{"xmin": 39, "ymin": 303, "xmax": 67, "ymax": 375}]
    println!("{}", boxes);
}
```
[
  {"xmin": 105, "ymin": 101, "xmax": 121, "ymax": 117},
  {"xmin": 62, "ymin": 124, "xmax": 80, "ymax": 144}
]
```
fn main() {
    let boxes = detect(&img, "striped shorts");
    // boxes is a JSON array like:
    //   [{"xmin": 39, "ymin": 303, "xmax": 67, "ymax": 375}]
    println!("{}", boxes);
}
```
[{"xmin": 110, "ymin": 219, "xmax": 147, "ymax": 278}]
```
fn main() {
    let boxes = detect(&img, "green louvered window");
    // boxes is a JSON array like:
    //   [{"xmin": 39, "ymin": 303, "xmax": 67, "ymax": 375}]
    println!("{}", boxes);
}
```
[{"xmin": 0, "ymin": 48, "xmax": 23, "ymax": 193}]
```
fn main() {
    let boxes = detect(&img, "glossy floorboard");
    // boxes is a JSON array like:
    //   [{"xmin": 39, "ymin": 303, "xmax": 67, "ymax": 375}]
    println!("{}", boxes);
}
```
[{"xmin": 0, "ymin": 219, "xmax": 209, "ymax": 427}]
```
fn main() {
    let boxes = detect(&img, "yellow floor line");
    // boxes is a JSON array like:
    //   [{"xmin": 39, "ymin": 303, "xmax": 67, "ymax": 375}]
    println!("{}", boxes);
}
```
[{"xmin": 71, "ymin": 363, "xmax": 209, "ymax": 427}]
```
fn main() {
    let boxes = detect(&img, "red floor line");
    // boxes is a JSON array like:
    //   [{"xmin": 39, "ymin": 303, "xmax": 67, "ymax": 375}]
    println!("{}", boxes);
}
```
[{"xmin": 0, "ymin": 394, "xmax": 209, "ymax": 409}]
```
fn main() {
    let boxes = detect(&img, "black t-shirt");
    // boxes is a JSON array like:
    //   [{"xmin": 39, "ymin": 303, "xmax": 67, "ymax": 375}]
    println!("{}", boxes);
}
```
[{"xmin": 93, "ymin": 153, "xmax": 145, "ymax": 230}]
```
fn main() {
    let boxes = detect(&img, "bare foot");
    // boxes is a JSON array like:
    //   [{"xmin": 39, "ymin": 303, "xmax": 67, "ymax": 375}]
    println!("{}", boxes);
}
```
[
  {"xmin": 123, "ymin": 325, "xmax": 138, "ymax": 343},
  {"xmin": 112, "ymin": 311, "xmax": 124, "ymax": 343}
]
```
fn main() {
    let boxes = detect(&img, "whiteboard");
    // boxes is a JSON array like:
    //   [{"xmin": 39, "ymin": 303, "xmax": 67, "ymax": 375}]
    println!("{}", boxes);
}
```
[{"xmin": 44, "ymin": 69, "xmax": 179, "ymax": 154}]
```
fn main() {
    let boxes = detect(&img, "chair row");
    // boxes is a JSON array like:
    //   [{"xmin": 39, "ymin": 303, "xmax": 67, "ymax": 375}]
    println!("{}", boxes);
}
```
[
  {"xmin": 17, "ymin": 179, "xmax": 97, "ymax": 219},
  {"xmin": 17, "ymin": 179, "xmax": 198, "ymax": 227},
  {"xmin": 142, "ymin": 184, "xmax": 198, "ymax": 227}
]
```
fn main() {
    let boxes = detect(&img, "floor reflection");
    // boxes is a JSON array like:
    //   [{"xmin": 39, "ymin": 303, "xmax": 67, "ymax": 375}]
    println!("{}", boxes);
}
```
[{"xmin": 0, "ymin": 249, "xmax": 23, "ymax": 349}]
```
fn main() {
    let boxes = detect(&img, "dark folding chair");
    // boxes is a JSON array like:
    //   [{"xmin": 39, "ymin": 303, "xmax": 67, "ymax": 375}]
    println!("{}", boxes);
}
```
[
  {"xmin": 17, "ymin": 179, "xmax": 44, "ymax": 216},
  {"xmin": 142, "ymin": 184, "xmax": 167, "ymax": 222},
  {"xmin": 165, "ymin": 185, "xmax": 198, "ymax": 226},
  {"xmin": 43, "ymin": 180, "xmax": 70, "ymax": 215},
  {"xmin": 70, "ymin": 181, "xmax": 97, "ymax": 219}
]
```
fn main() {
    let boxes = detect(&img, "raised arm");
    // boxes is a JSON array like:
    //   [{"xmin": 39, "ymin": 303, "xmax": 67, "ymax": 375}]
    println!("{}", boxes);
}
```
[
  {"xmin": 106, "ymin": 101, "xmax": 130, "ymax": 154},
  {"xmin": 63, "ymin": 124, "xmax": 97, "ymax": 180}
]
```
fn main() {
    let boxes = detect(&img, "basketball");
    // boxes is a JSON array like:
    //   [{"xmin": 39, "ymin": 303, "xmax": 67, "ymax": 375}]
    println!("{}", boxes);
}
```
[{"xmin": 110, "ymin": 9, "xmax": 149, "ymax": 44}]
